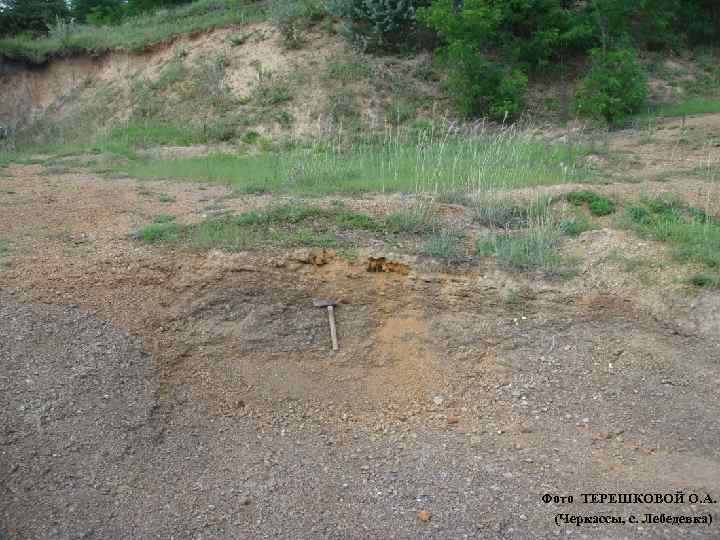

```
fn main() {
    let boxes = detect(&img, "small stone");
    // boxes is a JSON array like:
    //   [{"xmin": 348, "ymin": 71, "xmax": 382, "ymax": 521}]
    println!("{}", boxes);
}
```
[
  {"xmin": 447, "ymin": 415, "xmax": 460, "ymax": 425},
  {"xmin": 418, "ymin": 510, "xmax": 431, "ymax": 522},
  {"xmin": 239, "ymin": 497, "xmax": 252, "ymax": 506},
  {"xmin": 433, "ymin": 396, "xmax": 444, "ymax": 406}
]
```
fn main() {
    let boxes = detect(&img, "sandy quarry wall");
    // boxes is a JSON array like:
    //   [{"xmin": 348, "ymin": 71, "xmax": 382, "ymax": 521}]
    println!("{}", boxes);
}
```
[{"xmin": 0, "ymin": 24, "xmax": 350, "ymax": 132}]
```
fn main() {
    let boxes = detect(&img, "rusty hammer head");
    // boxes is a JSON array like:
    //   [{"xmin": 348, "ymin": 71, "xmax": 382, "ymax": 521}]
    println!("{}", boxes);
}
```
[{"xmin": 312, "ymin": 298, "xmax": 337, "ymax": 308}]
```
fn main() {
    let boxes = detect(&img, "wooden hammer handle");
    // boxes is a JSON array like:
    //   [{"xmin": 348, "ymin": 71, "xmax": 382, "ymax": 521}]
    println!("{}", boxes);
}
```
[{"xmin": 327, "ymin": 305, "xmax": 339, "ymax": 351}]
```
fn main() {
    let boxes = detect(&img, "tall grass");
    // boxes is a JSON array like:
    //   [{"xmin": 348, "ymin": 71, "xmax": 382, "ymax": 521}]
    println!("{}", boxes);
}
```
[
  {"xmin": 0, "ymin": 0, "xmax": 269, "ymax": 64},
  {"xmin": 115, "ymin": 123, "xmax": 587, "ymax": 195}
]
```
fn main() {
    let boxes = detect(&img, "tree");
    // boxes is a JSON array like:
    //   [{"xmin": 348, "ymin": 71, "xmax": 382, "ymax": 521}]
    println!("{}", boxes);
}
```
[
  {"xmin": 72, "ymin": 0, "xmax": 126, "ymax": 24},
  {"xmin": 0, "ymin": 0, "xmax": 69, "ymax": 36}
]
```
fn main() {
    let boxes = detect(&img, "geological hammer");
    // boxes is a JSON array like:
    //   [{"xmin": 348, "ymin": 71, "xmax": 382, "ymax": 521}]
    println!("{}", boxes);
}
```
[{"xmin": 313, "ymin": 298, "xmax": 339, "ymax": 351}]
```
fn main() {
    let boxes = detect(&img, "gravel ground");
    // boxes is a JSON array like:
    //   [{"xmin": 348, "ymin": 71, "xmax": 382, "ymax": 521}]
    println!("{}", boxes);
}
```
[
  {"xmin": 1, "ymin": 161, "xmax": 720, "ymax": 538},
  {"xmin": 2, "ymin": 284, "xmax": 719, "ymax": 539}
]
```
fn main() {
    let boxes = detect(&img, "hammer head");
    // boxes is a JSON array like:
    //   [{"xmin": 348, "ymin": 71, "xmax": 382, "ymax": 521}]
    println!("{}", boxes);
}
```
[{"xmin": 313, "ymin": 298, "xmax": 337, "ymax": 308}]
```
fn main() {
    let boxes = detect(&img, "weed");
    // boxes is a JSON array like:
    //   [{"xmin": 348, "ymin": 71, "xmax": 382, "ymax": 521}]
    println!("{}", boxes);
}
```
[
  {"xmin": 687, "ymin": 273, "xmax": 720, "ymax": 288},
  {"xmin": 335, "ymin": 211, "xmax": 381, "ymax": 231},
  {"xmin": 116, "ymin": 124, "xmax": 585, "ymax": 195},
  {"xmin": 560, "ymin": 212, "xmax": 595, "ymax": 237},
  {"xmin": 566, "ymin": 190, "xmax": 616, "ymax": 216},
  {"xmin": 270, "ymin": 0, "xmax": 324, "ymax": 49},
  {"xmin": 623, "ymin": 196, "xmax": 720, "ymax": 269},
  {"xmin": 502, "ymin": 288, "xmax": 521, "ymax": 304},
  {"xmin": 328, "ymin": 90, "xmax": 360, "ymax": 124},
  {"xmin": 337, "ymin": 247, "xmax": 359, "ymax": 263},
  {"xmin": 419, "ymin": 229, "xmax": 466, "ymax": 261},
  {"xmin": 134, "ymin": 222, "xmax": 184, "ymax": 243},
  {"xmin": 644, "ymin": 99, "xmax": 720, "ymax": 118},
  {"xmin": 251, "ymin": 65, "xmax": 293, "ymax": 106},
  {"xmin": 384, "ymin": 206, "xmax": 434, "ymax": 234},
  {"xmin": 153, "ymin": 213, "xmax": 177, "ymax": 224},
  {"xmin": 478, "ymin": 225, "xmax": 575, "ymax": 277},
  {"xmin": 157, "ymin": 193, "xmax": 176, "ymax": 203},
  {"xmin": 325, "ymin": 57, "xmax": 373, "ymax": 81},
  {"xmin": 472, "ymin": 195, "xmax": 553, "ymax": 229}
]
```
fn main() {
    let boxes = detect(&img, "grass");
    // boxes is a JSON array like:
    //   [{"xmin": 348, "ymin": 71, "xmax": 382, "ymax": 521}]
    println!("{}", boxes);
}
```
[
  {"xmin": 645, "ymin": 99, "xmax": 720, "ymax": 118},
  {"xmin": 477, "ymin": 224, "xmax": 576, "ymax": 278},
  {"xmin": 560, "ymin": 212, "xmax": 595, "ymax": 237},
  {"xmin": 565, "ymin": 190, "xmax": 616, "ymax": 216},
  {"xmin": 0, "ymin": 0, "xmax": 270, "ymax": 64},
  {"xmin": 686, "ymin": 273, "xmax": 720, "ymax": 288},
  {"xmin": 419, "ymin": 229, "xmax": 466, "ymax": 261},
  {"xmin": 384, "ymin": 206, "xmax": 434, "ymax": 234},
  {"xmin": 153, "ymin": 213, "xmax": 177, "ymax": 224},
  {"xmin": 623, "ymin": 196, "xmax": 720, "ymax": 278},
  {"xmin": 134, "ymin": 202, "xmax": 386, "ymax": 251},
  {"xmin": 472, "ymin": 195, "xmax": 553, "ymax": 228},
  {"xmin": 113, "ymin": 125, "xmax": 587, "ymax": 196}
]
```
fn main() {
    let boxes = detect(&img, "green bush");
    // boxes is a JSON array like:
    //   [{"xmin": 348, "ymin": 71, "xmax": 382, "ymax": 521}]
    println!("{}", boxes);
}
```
[
  {"xmin": 574, "ymin": 48, "xmax": 648, "ymax": 123},
  {"xmin": 442, "ymin": 42, "xmax": 527, "ymax": 121},
  {"xmin": 270, "ymin": 0, "xmax": 324, "ymax": 48},
  {"xmin": 565, "ymin": 190, "xmax": 616, "ymax": 216},
  {"xmin": 327, "ymin": 0, "xmax": 430, "ymax": 51}
]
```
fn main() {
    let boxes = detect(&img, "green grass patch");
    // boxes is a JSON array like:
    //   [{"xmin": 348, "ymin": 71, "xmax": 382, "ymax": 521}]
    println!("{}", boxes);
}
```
[
  {"xmin": 472, "ymin": 195, "xmax": 553, "ymax": 228},
  {"xmin": 623, "ymin": 196, "xmax": 720, "ymax": 271},
  {"xmin": 384, "ymin": 206, "xmax": 434, "ymax": 234},
  {"xmin": 477, "ymin": 226, "xmax": 576, "ymax": 277},
  {"xmin": 114, "ymin": 128, "xmax": 586, "ymax": 196},
  {"xmin": 686, "ymin": 273, "xmax": 720, "ymax": 288},
  {"xmin": 133, "ymin": 202, "xmax": 386, "ymax": 251},
  {"xmin": 153, "ymin": 213, "xmax": 177, "ymax": 224},
  {"xmin": 566, "ymin": 190, "xmax": 616, "ymax": 216},
  {"xmin": 560, "ymin": 212, "xmax": 595, "ymax": 237},
  {"xmin": 645, "ymin": 99, "xmax": 720, "ymax": 118},
  {"xmin": 419, "ymin": 229, "xmax": 466, "ymax": 261},
  {"xmin": 335, "ymin": 211, "xmax": 382, "ymax": 231},
  {"xmin": 0, "ymin": 0, "xmax": 270, "ymax": 64}
]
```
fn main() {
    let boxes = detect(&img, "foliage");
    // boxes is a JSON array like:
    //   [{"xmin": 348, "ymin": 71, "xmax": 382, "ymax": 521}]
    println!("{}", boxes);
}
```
[
  {"xmin": 270, "ymin": 0, "xmax": 324, "ymax": 48},
  {"xmin": 574, "ymin": 48, "xmax": 647, "ymax": 123},
  {"xmin": 0, "ymin": 0, "xmax": 68, "ymax": 37},
  {"xmin": 565, "ymin": 190, "xmax": 616, "ymax": 216},
  {"xmin": 477, "ymin": 225, "xmax": 575, "ymax": 277},
  {"xmin": 327, "ymin": 0, "xmax": 430, "ymax": 51},
  {"xmin": 441, "ymin": 42, "xmax": 527, "ymax": 121},
  {"xmin": 0, "ymin": 0, "xmax": 268, "ymax": 63},
  {"xmin": 419, "ymin": 229, "xmax": 465, "ymax": 260},
  {"xmin": 624, "ymin": 197, "xmax": 720, "ymax": 270},
  {"xmin": 559, "ymin": 213, "xmax": 594, "ymax": 237}
]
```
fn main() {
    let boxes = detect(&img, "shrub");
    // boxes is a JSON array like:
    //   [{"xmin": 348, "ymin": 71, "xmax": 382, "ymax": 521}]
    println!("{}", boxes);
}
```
[
  {"xmin": 574, "ymin": 48, "xmax": 648, "ymax": 123},
  {"xmin": 270, "ymin": 0, "xmax": 324, "ymax": 49},
  {"xmin": 441, "ymin": 42, "xmax": 527, "ymax": 121},
  {"xmin": 327, "ymin": 0, "xmax": 430, "ymax": 51},
  {"xmin": 565, "ymin": 190, "xmax": 616, "ymax": 216}
]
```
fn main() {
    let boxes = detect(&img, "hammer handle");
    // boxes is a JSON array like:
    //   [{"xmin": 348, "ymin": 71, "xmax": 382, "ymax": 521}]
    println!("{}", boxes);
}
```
[{"xmin": 327, "ymin": 305, "xmax": 339, "ymax": 351}]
